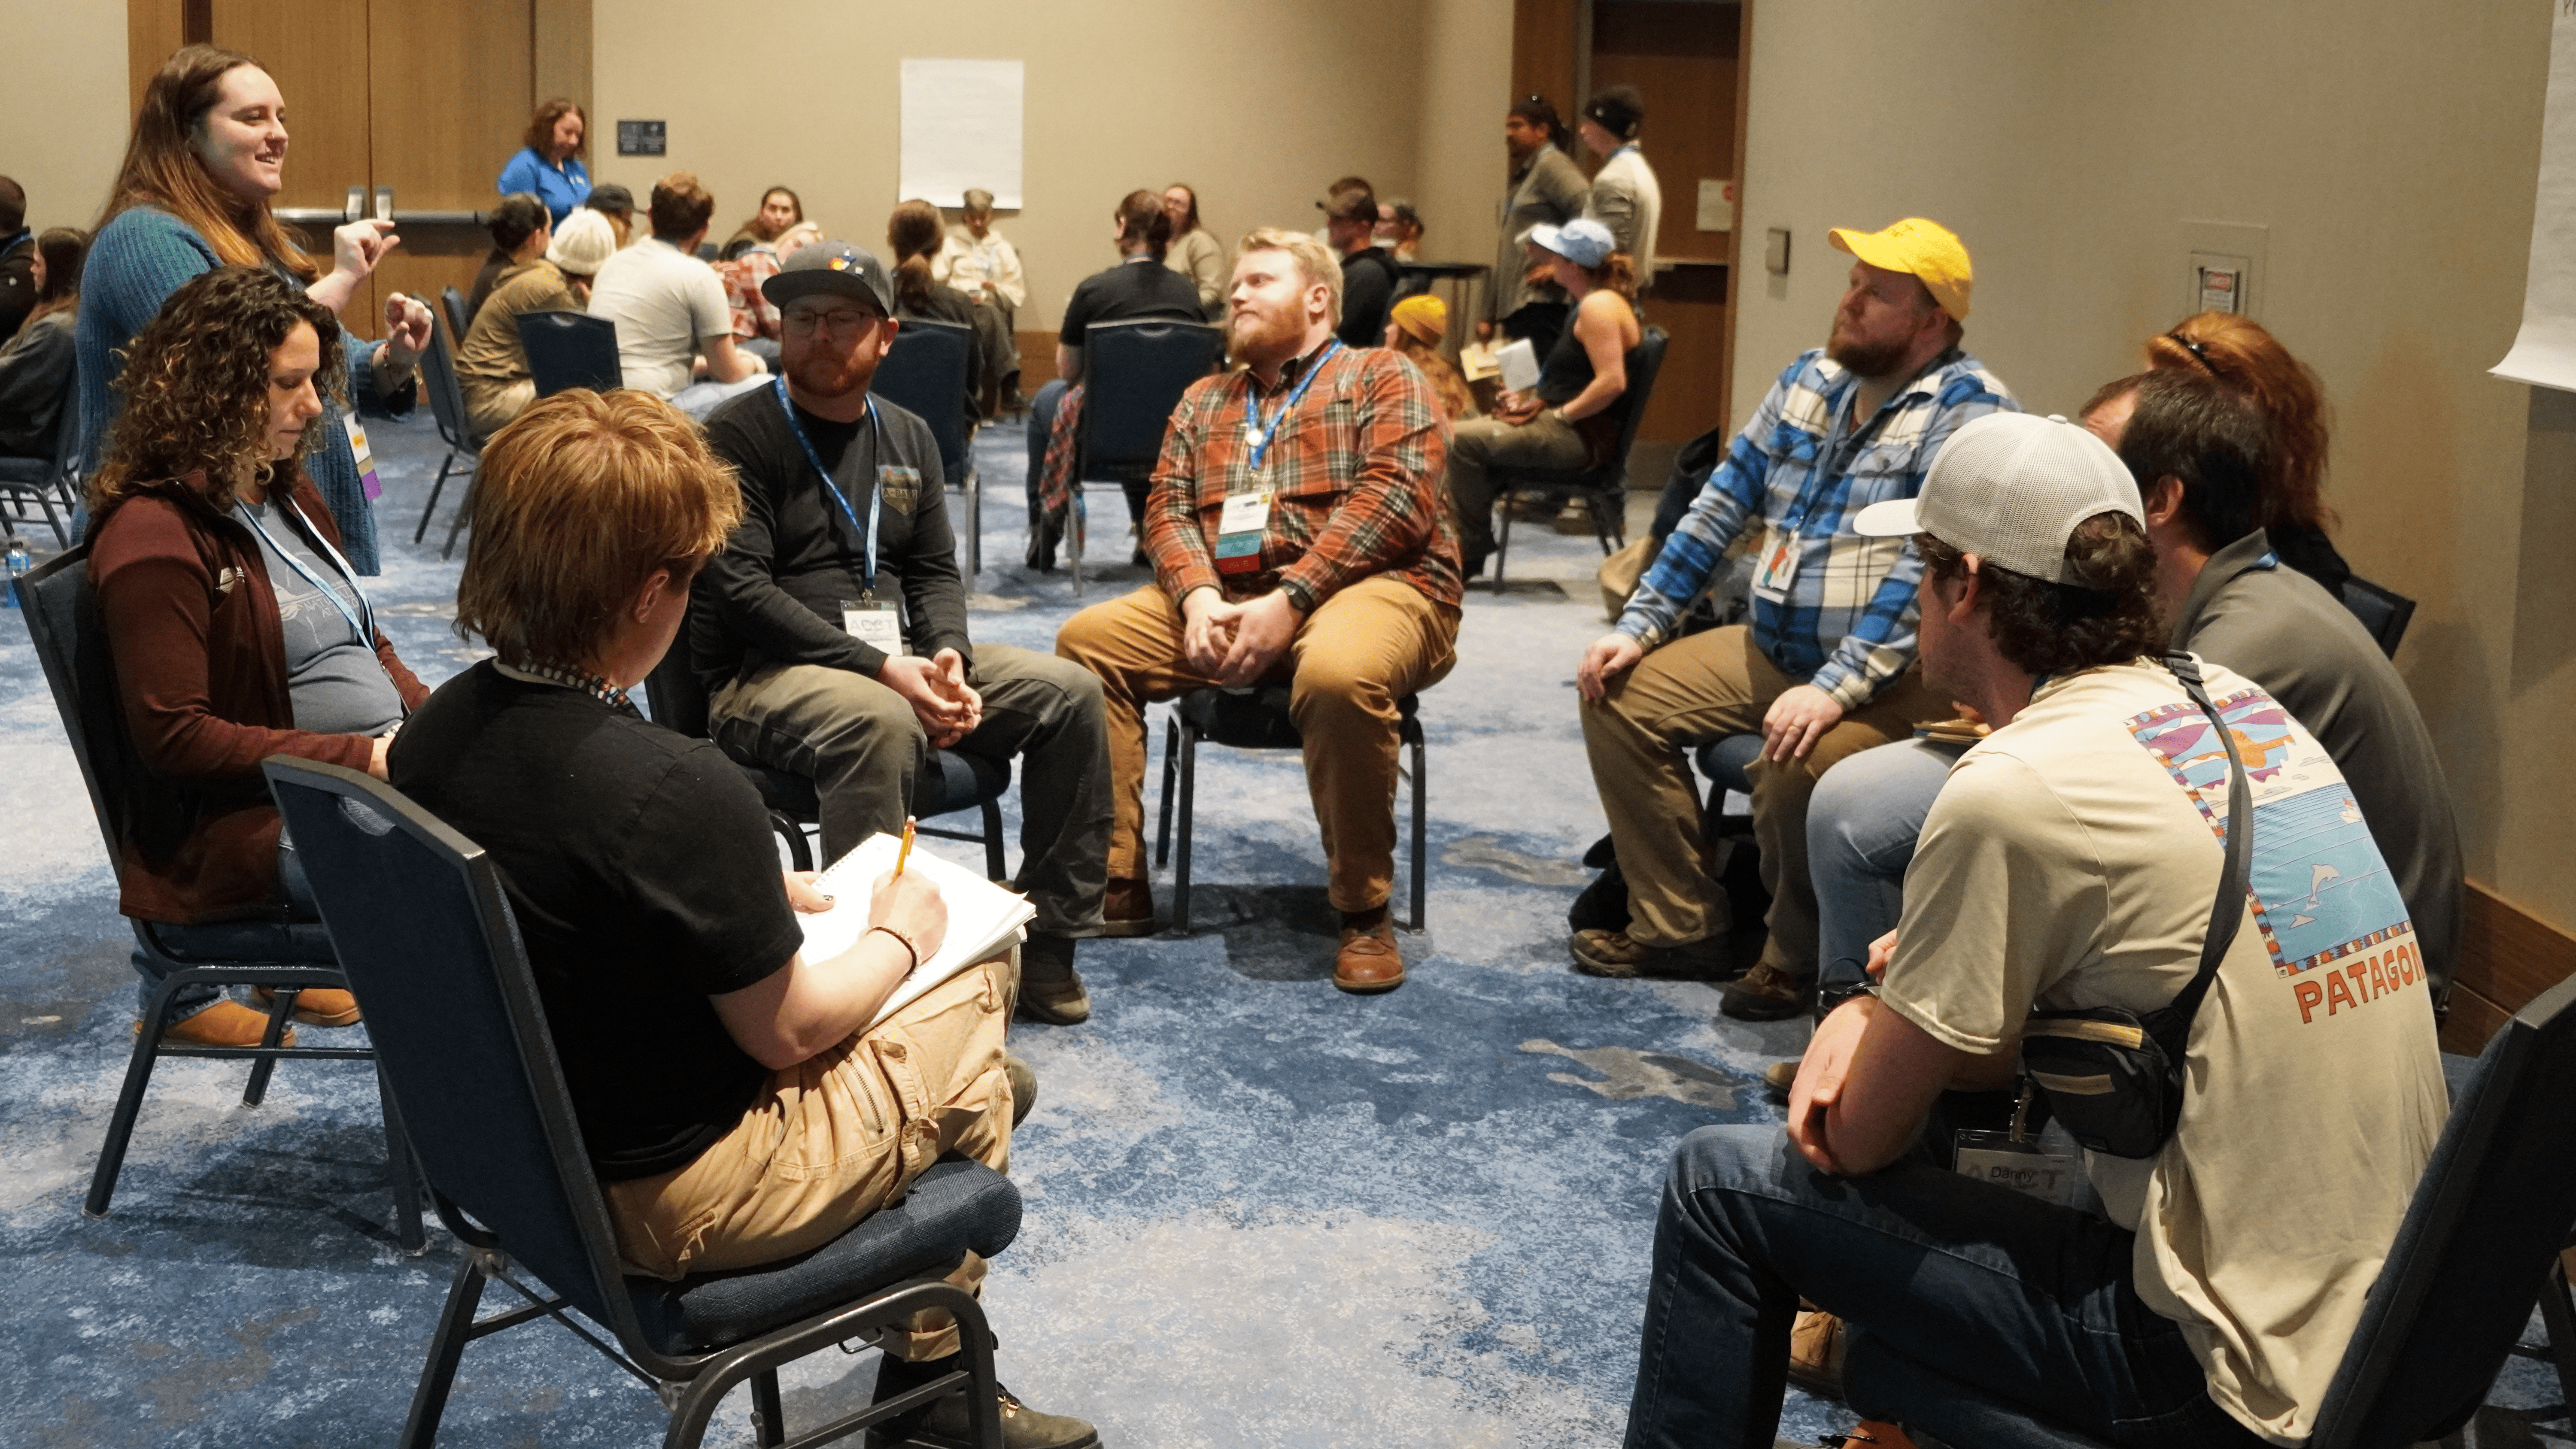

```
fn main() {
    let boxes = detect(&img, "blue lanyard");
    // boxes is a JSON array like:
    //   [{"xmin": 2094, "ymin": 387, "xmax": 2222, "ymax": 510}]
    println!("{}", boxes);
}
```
[
  {"xmin": 237, "ymin": 496, "xmax": 374, "ymax": 646},
  {"xmin": 1242, "ymin": 341, "xmax": 1342, "ymax": 476},
  {"xmin": 774, "ymin": 377, "xmax": 883, "ymax": 593}
]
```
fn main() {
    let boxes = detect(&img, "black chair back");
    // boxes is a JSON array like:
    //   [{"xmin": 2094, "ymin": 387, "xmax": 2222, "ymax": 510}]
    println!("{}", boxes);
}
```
[
  {"xmin": 17, "ymin": 548, "xmax": 149, "ymax": 884},
  {"xmin": 516, "ymin": 310, "xmax": 622, "ymax": 397},
  {"xmin": 0, "ymin": 366, "xmax": 80, "ymax": 544},
  {"xmin": 1078, "ymin": 318, "xmax": 1225, "ymax": 482},
  {"xmin": 875, "ymin": 319, "xmax": 973, "ymax": 485},
  {"xmin": 1602, "ymin": 326, "xmax": 1671, "ymax": 487},
  {"xmin": 2338, "ymin": 575, "xmax": 2415, "ymax": 659},
  {"xmin": 262, "ymin": 759, "xmax": 628, "ymax": 1330},
  {"xmin": 441, "ymin": 285, "xmax": 472, "ymax": 343},
  {"xmin": 420, "ymin": 316, "xmax": 478, "ymax": 452},
  {"xmin": 2307, "ymin": 972, "xmax": 2576, "ymax": 1447}
]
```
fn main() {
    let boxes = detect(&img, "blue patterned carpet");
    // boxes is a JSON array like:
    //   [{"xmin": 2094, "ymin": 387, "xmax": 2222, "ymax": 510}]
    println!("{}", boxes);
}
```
[{"xmin": 0, "ymin": 409, "xmax": 2566, "ymax": 1448}]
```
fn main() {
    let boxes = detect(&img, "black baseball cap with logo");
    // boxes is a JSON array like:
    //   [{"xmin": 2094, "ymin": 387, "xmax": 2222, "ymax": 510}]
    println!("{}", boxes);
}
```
[{"xmin": 761, "ymin": 240, "xmax": 895, "ymax": 315}]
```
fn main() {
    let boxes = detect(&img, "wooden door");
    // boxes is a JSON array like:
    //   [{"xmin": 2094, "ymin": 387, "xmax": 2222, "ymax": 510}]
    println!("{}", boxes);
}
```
[
  {"xmin": 1588, "ymin": 1, "xmax": 1745, "ymax": 444},
  {"xmin": 365, "ymin": 0, "xmax": 535, "ymax": 321},
  {"xmin": 210, "ymin": 0, "xmax": 376, "ymax": 309}
]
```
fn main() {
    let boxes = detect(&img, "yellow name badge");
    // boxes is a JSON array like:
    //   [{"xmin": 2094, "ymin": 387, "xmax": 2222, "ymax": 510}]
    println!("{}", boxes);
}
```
[{"xmin": 345, "ymin": 409, "xmax": 383, "ymax": 500}]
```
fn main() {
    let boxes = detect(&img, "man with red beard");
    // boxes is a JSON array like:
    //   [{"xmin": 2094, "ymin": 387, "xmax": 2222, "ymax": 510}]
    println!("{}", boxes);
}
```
[
  {"xmin": 1570, "ymin": 218, "xmax": 2017, "ymax": 1017},
  {"xmin": 1054, "ymin": 227, "xmax": 1461, "ymax": 993},
  {"xmin": 694, "ymin": 241, "xmax": 1114, "ymax": 1027}
]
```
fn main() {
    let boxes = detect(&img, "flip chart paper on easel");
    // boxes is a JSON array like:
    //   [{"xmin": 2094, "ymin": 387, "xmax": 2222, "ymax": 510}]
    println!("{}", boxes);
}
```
[{"xmin": 899, "ymin": 59, "xmax": 1024, "ymax": 210}]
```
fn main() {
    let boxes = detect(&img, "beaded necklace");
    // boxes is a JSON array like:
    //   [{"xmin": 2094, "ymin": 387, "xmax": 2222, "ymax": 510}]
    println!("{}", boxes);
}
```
[{"xmin": 505, "ymin": 658, "xmax": 631, "ymax": 710}]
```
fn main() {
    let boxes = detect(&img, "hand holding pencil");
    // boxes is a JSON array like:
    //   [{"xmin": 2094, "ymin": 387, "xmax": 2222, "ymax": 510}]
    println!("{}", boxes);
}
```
[{"xmin": 871, "ymin": 818, "xmax": 948, "ymax": 968}]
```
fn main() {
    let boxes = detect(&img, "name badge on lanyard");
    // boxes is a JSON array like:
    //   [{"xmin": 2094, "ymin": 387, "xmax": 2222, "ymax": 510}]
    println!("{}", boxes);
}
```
[
  {"xmin": 1215, "ymin": 488, "xmax": 1273, "ymax": 575},
  {"xmin": 842, "ymin": 598, "xmax": 903, "ymax": 654},
  {"xmin": 777, "ymin": 379, "xmax": 908, "ymax": 653},
  {"xmin": 1752, "ymin": 524, "xmax": 1799, "ymax": 603},
  {"xmin": 344, "ymin": 409, "xmax": 383, "ymax": 501}
]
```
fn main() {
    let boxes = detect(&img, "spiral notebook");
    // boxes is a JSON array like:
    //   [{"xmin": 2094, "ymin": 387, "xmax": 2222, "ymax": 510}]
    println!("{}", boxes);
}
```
[{"xmin": 800, "ymin": 831, "xmax": 1035, "ymax": 1029}]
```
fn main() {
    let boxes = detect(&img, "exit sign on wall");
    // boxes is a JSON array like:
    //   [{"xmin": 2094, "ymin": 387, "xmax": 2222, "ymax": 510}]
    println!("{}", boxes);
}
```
[{"xmin": 617, "ymin": 120, "xmax": 666, "ymax": 156}]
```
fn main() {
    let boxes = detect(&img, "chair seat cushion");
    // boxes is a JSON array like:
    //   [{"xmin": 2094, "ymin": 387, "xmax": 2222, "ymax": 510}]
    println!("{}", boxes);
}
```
[
  {"xmin": 150, "ymin": 918, "xmax": 340, "ymax": 964},
  {"xmin": 1180, "ymin": 688, "xmax": 1421, "ymax": 751},
  {"xmin": 627, "ymin": 1156, "xmax": 1022, "ymax": 1355},
  {"xmin": 0, "ymin": 456, "xmax": 57, "ymax": 482},
  {"xmin": 1692, "ymin": 732, "xmax": 1765, "ymax": 797}
]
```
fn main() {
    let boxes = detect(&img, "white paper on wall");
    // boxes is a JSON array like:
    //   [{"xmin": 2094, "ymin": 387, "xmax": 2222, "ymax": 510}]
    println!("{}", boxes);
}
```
[
  {"xmin": 2493, "ymin": 7, "xmax": 2576, "ymax": 391},
  {"xmin": 898, "ymin": 59, "xmax": 1024, "ymax": 210}
]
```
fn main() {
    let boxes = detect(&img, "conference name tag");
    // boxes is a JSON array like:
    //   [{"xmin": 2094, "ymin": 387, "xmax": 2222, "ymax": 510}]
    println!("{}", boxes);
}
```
[
  {"xmin": 345, "ymin": 409, "xmax": 383, "ymax": 501},
  {"xmin": 841, "ymin": 598, "xmax": 904, "ymax": 655},
  {"xmin": 1751, "ymin": 524, "xmax": 1798, "ymax": 602},
  {"xmin": 1215, "ymin": 488, "xmax": 1273, "ymax": 575},
  {"xmin": 1953, "ymin": 1131, "xmax": 2081, "ymax": 1206}
]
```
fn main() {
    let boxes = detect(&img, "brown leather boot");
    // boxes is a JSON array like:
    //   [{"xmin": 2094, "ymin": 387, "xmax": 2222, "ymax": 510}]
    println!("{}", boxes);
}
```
[
  {"xmin": 255, "ymin": 985, "xmax": 361, "ymax": 1028},
  {"xmin": 1097, "ymin": 876, "xmax": 1155, "ymax": 938},
  {"xmin": 1333, "ymin": 908, "xmax": 1406, "ymax": 994},
  {"xmin": 143, "ymin": 999, "xmax": 295, "ymax": 1049}
]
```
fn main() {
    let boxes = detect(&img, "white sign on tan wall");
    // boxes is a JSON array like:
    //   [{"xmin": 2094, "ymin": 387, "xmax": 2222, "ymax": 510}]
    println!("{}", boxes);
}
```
[{"xmin": 899, "ymin": 59, "xmax": 1026, "ymax": 210}]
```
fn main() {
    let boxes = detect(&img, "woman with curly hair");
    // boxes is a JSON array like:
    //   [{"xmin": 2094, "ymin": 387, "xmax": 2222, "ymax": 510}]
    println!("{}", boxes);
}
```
[
  {"xmin": 77, "ymin": 43, "xmax": 434, "ymax": 574},
  {"xmin": 87, "ymin": 267, "xmax": 429, "ymax": 1049}
]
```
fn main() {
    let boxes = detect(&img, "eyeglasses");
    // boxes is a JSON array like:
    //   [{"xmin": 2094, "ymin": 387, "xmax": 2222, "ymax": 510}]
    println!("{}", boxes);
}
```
[{"xmin": 783, "ymin": 307, "xmax": 880, "ymax": 338}]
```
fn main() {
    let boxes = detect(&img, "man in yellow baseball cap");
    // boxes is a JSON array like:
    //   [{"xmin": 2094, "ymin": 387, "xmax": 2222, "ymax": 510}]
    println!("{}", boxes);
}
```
[{"xmin": 1570, "ymin": 214, "xmax": 2018, "ymax": 1018}]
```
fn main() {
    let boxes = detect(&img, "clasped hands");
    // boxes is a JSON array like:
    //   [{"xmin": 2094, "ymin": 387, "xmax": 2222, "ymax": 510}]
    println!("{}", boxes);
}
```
[
  {"xmin": 1182, "ymin": 587, "xmax": 1300, "ymax": 686},
  {"xmin": 1574, "ymin": 632, "xmax": 1845, "ymax": 761},
  {"xmin": 878, "ymin": 647, "xmax": 982, "ymax": 748}
]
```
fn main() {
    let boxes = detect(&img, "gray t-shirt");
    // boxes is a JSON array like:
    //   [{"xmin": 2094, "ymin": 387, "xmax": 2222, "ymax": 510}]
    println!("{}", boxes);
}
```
[{"xmin": 235, "ymin": 497, "xmax": 405, "ymax": 737}]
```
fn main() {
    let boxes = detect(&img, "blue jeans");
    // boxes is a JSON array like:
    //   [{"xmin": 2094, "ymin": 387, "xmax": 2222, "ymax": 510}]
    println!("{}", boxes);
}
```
[
  {"xmin": 1623, "ymin": 1125, "xmax": 2257, "ymax": 1448},
  {"xmin": 1807, "ymin": 739, "xmax": 1956, "ymax": 995},
  {"xmin": 669, "ymin": 374, "xmax": 769, "ymax": 421},
  {"xmin": 132, "ymin": 842, "xmax": 320, "ymax": 1022}
]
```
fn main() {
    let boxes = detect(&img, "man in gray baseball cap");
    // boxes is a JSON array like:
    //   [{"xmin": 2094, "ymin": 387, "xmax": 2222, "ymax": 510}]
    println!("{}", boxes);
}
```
[
  {"xmin": 693, "ymin": 239, "xmax": 1117, "ymax": 1037},
  {"xmin": 1619, "ymin": 409, "xmax": 2445, "ymax": 1446}
]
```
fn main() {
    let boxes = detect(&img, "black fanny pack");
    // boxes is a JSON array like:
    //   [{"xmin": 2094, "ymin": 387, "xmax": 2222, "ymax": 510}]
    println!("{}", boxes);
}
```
[{"xmin": 2017, "ymin": 653, "xmax": 2252, "ymax": 1160}]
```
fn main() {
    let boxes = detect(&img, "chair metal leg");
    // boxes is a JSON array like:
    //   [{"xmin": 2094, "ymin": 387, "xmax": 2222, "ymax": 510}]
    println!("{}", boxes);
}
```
[
  {"xmin": 378, "ymin": 1067, "xmax": 427, "ymax": 1254},
  {"xmin": 440, "ymin": 472, "xmax": 475, "ymax": 560},
  {"xmin": 750, "ymin": 1368, "xmax": 787, "ymax": 1448},
  {"xmin": 1154, "ymin": 713, "xmax": 1179, "ymax": 867},
  {"xmin": 396, "ymin": 1252, "xmax": 492, "ymax": 1449},
  {"xmin": 1492, "ymin": 499, "xmax": 1514, "ymax": 593},
  {"xmin": 416, "ymin": 452, "xmax": 455, "ymax": 545},
  {"xmin": 1407, "ymin": 731, "xmax": 1428, "ymax": 933},
  {"xmin": 771, "ymin": 812, "xmax": 814, "ymax": 872},
  {"xmin": 1173, "ymin": 720, "xmax": 1197, "ymax": 933},
  {"xmin": 240, "ymin": 987, "xmax": 298, "ymax": 1107},
  {"xmin": 2538, "ymin": 1255, "xmax": 2576, "ymax": 1416},
  {"xmin": 966, "ymin": 464, "xmax": 982, "ymax": 579},
  {"xmin": 980, "ymin": 797, "xmax": 1006, "ymax": 882},
  {"xmin": 1069, "ymin": 490, "xmax": 1086, "ymax": 598},
  {"xmin": 85, "ymin": 973, "xmax": 183, "ymax": 1219}
]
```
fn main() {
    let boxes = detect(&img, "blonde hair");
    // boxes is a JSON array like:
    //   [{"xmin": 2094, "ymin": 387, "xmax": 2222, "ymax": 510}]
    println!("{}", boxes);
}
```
[
  {"xmin": 456, "ymin": 391, "xmax": 742, "ymax": 668},
  {"xmin": 1237, "ymin": 226, "xmax": 1343, "ymax": 327}
]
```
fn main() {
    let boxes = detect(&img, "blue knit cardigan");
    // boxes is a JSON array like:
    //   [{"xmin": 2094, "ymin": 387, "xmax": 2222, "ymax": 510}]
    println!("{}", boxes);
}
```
[{"xmin": 74, "ymin": 208, "xmax": 413, "ymax": 573}]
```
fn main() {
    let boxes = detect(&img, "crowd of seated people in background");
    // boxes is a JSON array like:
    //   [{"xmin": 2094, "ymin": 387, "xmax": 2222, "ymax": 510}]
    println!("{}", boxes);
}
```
[{"xmin": 30, "ymin": 40, "xmax": 2475, "ymax": 1449}]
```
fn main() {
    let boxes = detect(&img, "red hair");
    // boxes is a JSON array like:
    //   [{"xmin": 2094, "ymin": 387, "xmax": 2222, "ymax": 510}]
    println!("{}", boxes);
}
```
[{"xmin": 2144, "ymin": 312, "xmax": 2333, "ymax": 534}]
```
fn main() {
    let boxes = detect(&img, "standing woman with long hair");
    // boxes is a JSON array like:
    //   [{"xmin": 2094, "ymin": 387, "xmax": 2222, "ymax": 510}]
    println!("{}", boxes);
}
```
[
  {"xmin": 78, "ymin": 44, "xmax": 433, "ymax": 574},
  {"xmin": 1161, "ymin": 183, "xmax": 1225, "ymax": 321},
  {"xmin": 87, "ymin": 267, "xmax": 428, "ymax": 1048},
  {"xmin": 497, "ymin": 97, "xmax": 592, "ymax": 224}
]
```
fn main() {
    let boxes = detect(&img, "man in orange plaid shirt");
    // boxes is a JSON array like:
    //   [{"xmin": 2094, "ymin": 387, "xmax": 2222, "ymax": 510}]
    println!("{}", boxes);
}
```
[{"xmin": 1055, "ymin": 227, "xmax": 1461, "ymax": 993}]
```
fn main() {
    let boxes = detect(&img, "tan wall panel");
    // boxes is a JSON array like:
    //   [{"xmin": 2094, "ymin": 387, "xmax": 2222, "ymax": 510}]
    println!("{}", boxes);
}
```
[
  {"xmin": 1728, "ymin": 1, "xmax": 2569, "ymax": 931},
  {"xmin": 0, "ymin": 0, "xmax": 134, "ymax": 231}
]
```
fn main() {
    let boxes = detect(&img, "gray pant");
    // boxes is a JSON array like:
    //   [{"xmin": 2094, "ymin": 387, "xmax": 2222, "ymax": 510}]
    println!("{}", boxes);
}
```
[
  {"xmin": 709, "ymin": 643, "xmax": 1112, "ymax": 936},
  {"xmin": 1444, "ymin": 410, "xmax": 1591, "ymax": 567}
]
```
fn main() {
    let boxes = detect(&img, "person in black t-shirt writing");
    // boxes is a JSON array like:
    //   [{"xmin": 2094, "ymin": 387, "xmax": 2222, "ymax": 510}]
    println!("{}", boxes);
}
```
[
  {"xmin": 391, "ymin": 389, "xmax": 1100, "ymax": 1449},
  {"xmin": 696, "ymin": 241, "xmax": 1116, "ymax": 1025},
  {"xmin": 1322, "ymin": 182, "xmax": 1400, "ymax": 349},
  {"xmin": 1023, "ymin": 188, "xmax": 1206, "ymax": 567}
]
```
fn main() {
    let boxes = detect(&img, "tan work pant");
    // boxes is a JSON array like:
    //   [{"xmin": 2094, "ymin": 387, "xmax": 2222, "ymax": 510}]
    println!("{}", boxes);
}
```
[
  {"xmin": 603, "ymin": 954, "xmax": 1016, "ymax": 1360},
  {"xmin": 1580, "ymin": 624, "xmax": 1940, "ymax": 973},
  {"xmin": 463, "ymin": 377, "xmax": 535, "ymax": 440},
  {"xmin": 1054, "ymin": 576, "xmax": 1459, "ymax": 913}
]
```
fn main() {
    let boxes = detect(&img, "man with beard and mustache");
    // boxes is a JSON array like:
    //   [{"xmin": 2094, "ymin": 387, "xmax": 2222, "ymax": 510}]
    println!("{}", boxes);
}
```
[
  {"xmin": 694, "ymin": 242, "xmax": 1115, "ymax": 1027},
  {"xmin": 1569, "ymin": 218, "xmax": 2016, "ymax": 1015},
  {"xmin": 1054, "ymin": 228, "xmax": 1461, "ymax": 993}
]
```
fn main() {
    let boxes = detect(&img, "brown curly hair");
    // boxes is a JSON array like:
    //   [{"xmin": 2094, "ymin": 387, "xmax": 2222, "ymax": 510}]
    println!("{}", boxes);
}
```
[
  {"xmin": 1918, "ymin": 512, "xmax": 2164, "ymax": 677},
  {"xmin": 89, "ymin": 266, "xmax": 344, "ymax": 519}
]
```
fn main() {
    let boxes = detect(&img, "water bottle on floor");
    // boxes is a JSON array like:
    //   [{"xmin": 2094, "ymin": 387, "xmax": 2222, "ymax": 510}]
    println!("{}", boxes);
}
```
[{"xmin": 3, "ymin": 537, "xmax": 28, "ymax": 609}]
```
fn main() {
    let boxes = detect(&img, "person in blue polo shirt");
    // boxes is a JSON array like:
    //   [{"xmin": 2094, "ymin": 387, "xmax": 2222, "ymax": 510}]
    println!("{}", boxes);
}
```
[{"xmin": 1569, "ymin": 218, "xmax": 2017, "ymax": 1016}]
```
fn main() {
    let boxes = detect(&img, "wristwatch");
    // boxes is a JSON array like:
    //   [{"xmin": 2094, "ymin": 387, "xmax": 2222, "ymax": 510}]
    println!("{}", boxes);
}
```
[{"xmin": 1815, "ymin": 982, "xmax": 1879, "ymax": 1021}]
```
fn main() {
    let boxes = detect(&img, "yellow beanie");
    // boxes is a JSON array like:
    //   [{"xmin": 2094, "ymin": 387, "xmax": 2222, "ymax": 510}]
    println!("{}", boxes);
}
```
[{"xmin": 1389, "ymin": 293, "xmax": 1447, "ymax": 344}]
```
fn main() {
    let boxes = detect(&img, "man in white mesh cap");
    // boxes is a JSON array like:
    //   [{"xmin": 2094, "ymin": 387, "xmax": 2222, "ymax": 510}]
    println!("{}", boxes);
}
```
[{"xmin": 1619, "ymin": 411, "xmax": 2443, "ymax": 1448}]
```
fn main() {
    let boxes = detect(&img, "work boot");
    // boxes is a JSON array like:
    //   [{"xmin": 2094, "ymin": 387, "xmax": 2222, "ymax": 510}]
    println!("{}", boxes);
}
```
[
  {"xmin": 1789, "ymin": 1308, "xmax": 1847, "ymax": 1398},
  {"xmin": 999, "ymin": 373, "xmax": 1026, "ymax": 414},
  {"xmin": 143, "ymin": 999, "xmax": 294, "ymax": 1049},
  {"xmin": 869, "ymin": 1351, "xmax": 1100, "ymax": 1449},
  {"xmin": 1015, "ymin": 933, "xmax": 1090, "ymax": 1025},
  {"xmin": 1720, "ymin": 960, "xmax": 1815, "ymax": 1021},
  {"xmin": 1003, "ymin": 1051, "xmax": 1037, "ymax": 1128},
  {"xmin": 1569, "ymin": 928, "xmax": 1731, "ymax": 981},
  {"xmin": 1097, "ymin": 876, "xmax": 1155, "ymax": 938},
  {"xmin": 255, "ymin": 985, "xmax": 361, "ymax": 1027},
  {"xmin": 1333, "ymin": 906, "xmax": 1406, "ymax": 994}
]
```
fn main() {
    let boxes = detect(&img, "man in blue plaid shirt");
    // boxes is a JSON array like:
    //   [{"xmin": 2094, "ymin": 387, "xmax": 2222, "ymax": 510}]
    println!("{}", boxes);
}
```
[{"xmin": 1572, "ymin": 218, "xmax": 2017, "ymax": 1014}]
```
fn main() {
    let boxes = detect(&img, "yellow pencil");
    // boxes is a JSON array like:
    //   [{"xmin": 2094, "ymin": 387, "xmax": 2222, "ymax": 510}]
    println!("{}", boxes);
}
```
[{"xmin": 893, "ymin": 815, "xmax": 917, "ymax": 878}]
